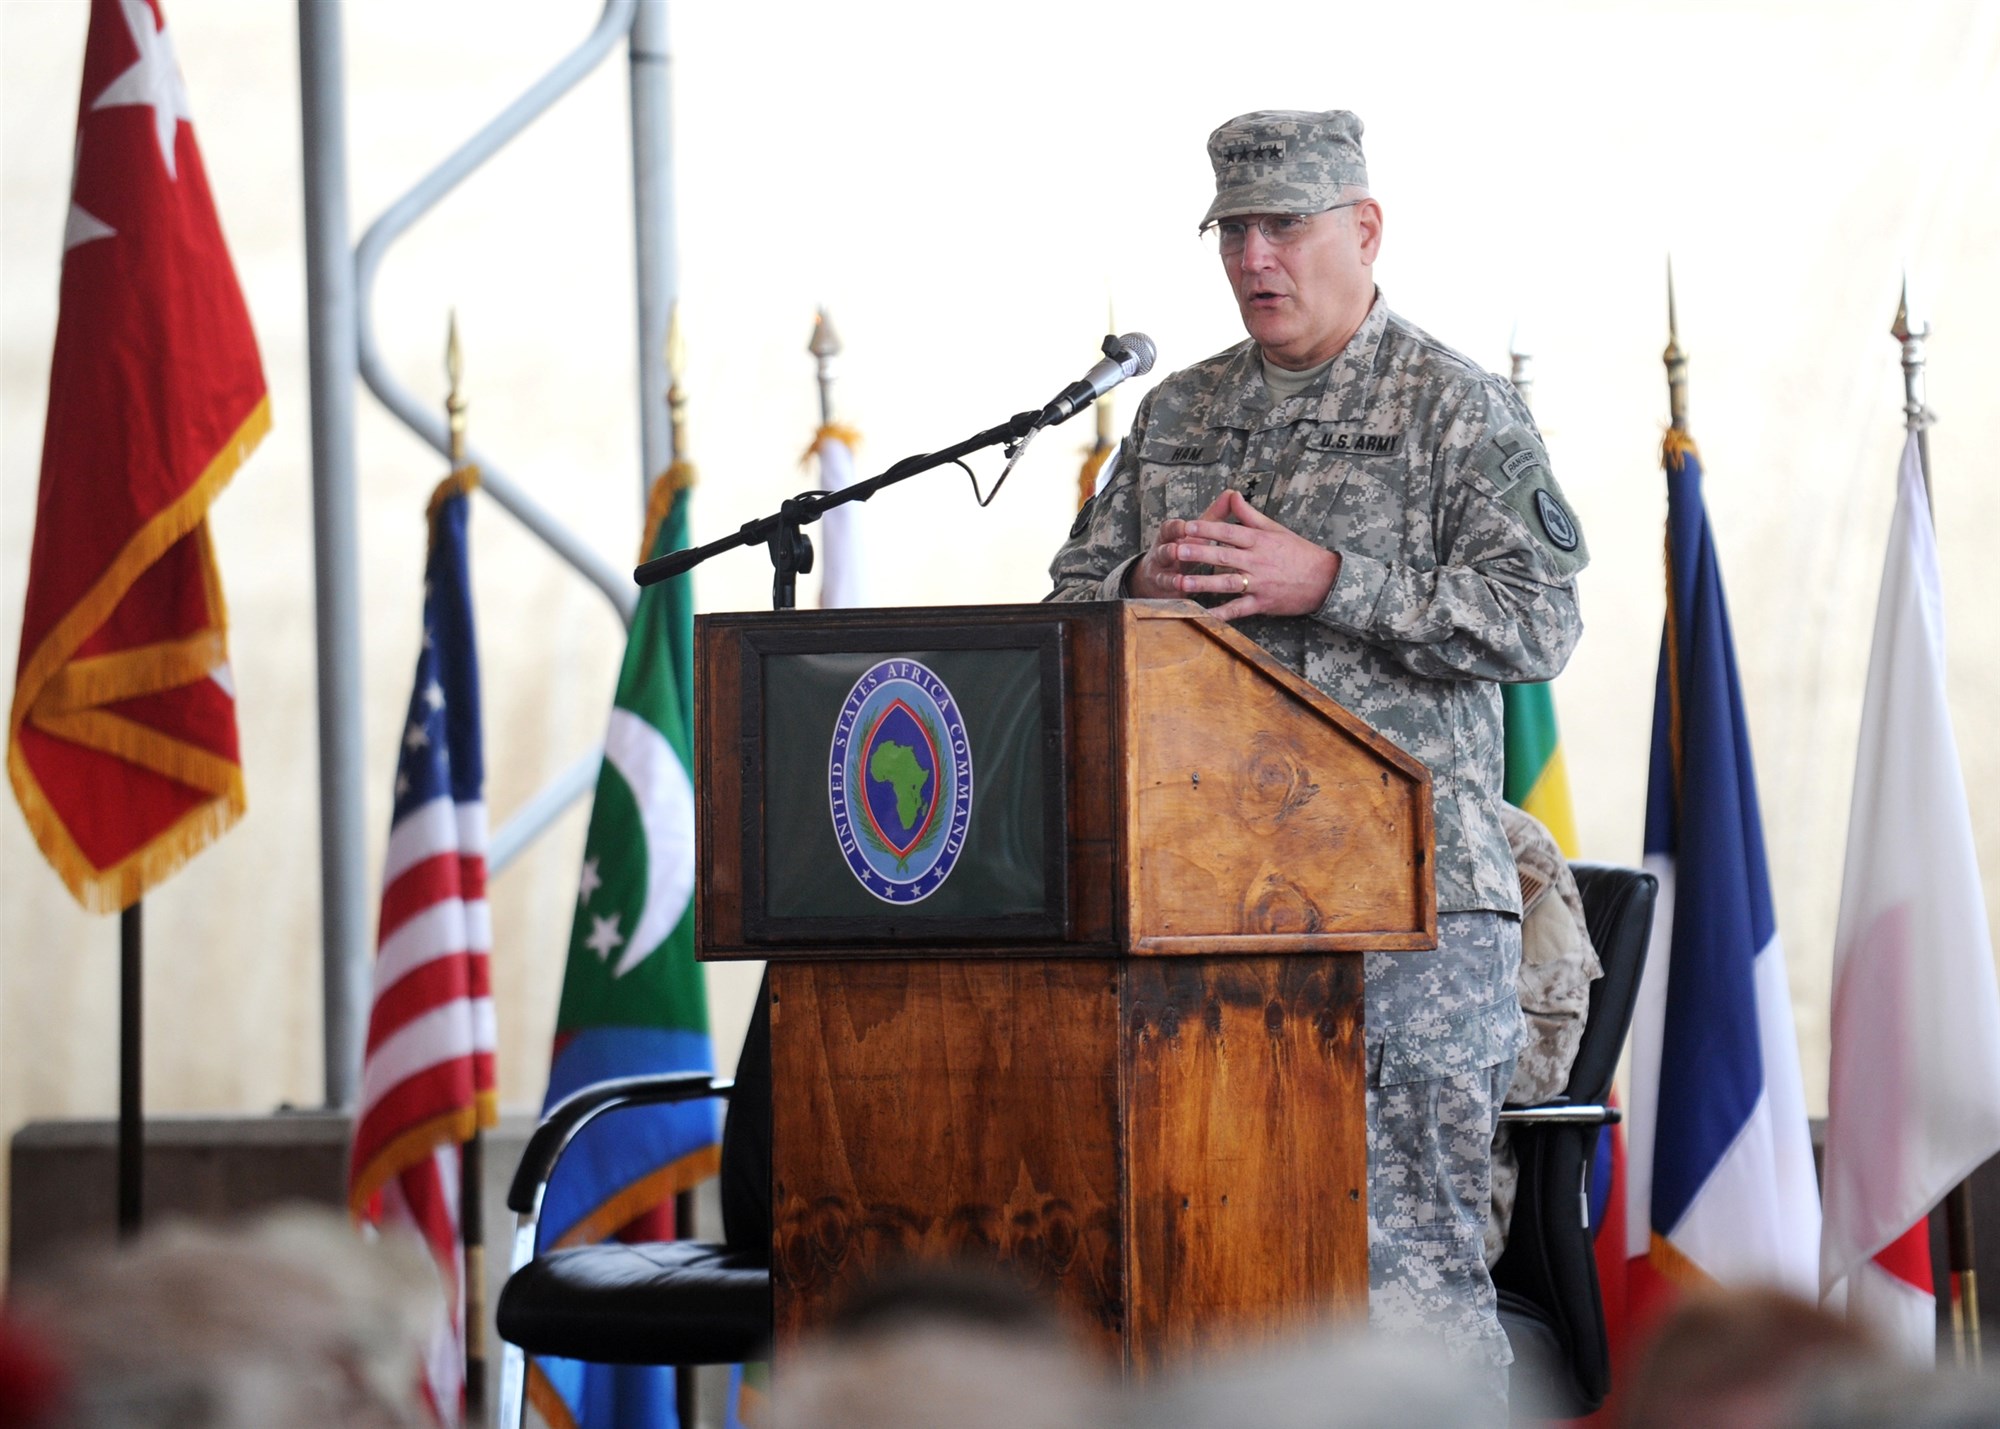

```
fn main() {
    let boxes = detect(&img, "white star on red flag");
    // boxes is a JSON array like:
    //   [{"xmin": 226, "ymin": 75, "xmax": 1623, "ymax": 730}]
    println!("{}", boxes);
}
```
[
  {"xmin": 64, "ymin": 203, "xmax": 116, "ymax": 253},
  {"xmin": 90, "ymin": 0, "xmax": 193, "ymax": 181}
]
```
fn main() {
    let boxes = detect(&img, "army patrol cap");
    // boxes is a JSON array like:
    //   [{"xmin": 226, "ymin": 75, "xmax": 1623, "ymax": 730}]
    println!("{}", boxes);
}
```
[{"xmin": 1201, "ymin": 109, "xmax": 1369, "ymax": 228}]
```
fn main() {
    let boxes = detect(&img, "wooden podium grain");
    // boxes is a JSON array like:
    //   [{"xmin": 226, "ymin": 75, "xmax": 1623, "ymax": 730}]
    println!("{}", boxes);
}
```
[{"xmin": 696, "ymin": 600, "xmax": 1434, "ymax": 1376}]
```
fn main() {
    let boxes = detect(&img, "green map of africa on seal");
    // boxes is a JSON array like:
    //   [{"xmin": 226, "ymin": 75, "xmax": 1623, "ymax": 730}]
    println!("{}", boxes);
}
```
[{"xmin": 869, "ymin": 741, "xmax": 930, "ymax": 830}]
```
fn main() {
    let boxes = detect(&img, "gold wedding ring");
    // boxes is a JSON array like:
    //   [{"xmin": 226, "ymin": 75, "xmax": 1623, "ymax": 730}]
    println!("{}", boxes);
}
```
[{"xmin": 1240, "ymin": 573, "xmax": 1251, "ymax": 594}]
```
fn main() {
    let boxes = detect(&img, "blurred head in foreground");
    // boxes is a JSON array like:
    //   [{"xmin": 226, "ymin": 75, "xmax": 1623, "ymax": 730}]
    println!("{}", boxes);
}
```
[
  {"xmin": 1129, "ymin": 1323, "xmax": 1493, "ymax": 1429},
  {"xmin": 759, "ymin": 1262, "xmax": 1112, "ymax": 1429},
  {"xmin": 1791, "ymin": 1363, "xmax": 2000, "ymax": 1428},
  {"xmin": 1618, "ymin": 1284, "xmax": 1943, "ymax": 1429},
  {"xmin": 9, "ymin": 1206, "xmax": 439, "ymax": 1428}
]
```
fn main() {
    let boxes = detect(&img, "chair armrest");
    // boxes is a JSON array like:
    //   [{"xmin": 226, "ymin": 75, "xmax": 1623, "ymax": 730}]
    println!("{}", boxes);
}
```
[
  {"xmin": 1496, "ymin": 1102, "xmax": 1622, "ymax": 1127},
  {"xmin": 507, "ymin": 1074, "xmax": 733, "ymax": 1214}
]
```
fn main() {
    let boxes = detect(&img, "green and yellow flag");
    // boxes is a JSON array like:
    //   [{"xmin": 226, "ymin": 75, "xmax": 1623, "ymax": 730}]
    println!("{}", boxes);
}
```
[{"xmin": 1502, "ymin": 681, "xmax": 1578, "ymax": 857}]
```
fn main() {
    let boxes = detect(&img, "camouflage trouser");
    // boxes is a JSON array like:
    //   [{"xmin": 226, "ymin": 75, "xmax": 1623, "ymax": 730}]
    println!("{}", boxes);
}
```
[{"xmin": 1365, "ymin": 912, "xmax": 1525, "ymax": 1385}]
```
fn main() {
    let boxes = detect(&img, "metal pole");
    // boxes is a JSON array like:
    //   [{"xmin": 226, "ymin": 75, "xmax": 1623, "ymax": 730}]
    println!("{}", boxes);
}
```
[
  {"xmin": 353, "ymin": 0, "xmax": 642, "ymax": 625},
  {"xmin": 442, "ymin": 317, "xmax": 491, "ymax": 1421},
  {"xmin": 298, "ymin": 0, "xmax": 369, "ymax": 1111},
  {"xmin": 633, "ymin": 25, "xmax": 690, "ymax": 1417},
  {"xmin": 631, "ymin": 36, "xmax": 694, "ymax": 1424},
  {"xmin": 462, "ymin": 1131, "xmax": 488, "ymax": 1422},
  {"xmin": 630, "ymin": 0, "xmax": 678, "ymax": 503},
  {"xmin": 1895, "ymin": 278, "xmax": 1978, "ymax": 1369},
  {"xmin": 118, "ymin": 901, "xmax": 142, "ymax": 1239}
]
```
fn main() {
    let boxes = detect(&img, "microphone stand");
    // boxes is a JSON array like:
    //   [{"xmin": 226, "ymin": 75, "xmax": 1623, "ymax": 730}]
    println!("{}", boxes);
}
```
[{"xmin": 635, "ymin": 408, "xmax": 1044, "ymax": 609}]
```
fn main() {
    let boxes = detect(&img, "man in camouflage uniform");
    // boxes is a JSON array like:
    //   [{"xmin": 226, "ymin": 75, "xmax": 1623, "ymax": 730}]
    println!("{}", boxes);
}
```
[{"xmin": 1046, "ymin": 110, "xmax": 1589, "ymax": 1386}]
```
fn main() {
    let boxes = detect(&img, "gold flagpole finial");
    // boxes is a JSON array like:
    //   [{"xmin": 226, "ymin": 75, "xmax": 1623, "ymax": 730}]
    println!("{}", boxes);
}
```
[
  {"xmin": 643, "ymin": 301, "xmax": 696, "ymax": 553},
  {"xmin": 810, "ymin": 307, "xmax": 842, "ymax": 428},
  {"xmin": 809, "ymin": 306, "xmax": 843, "ymax": 360},
  {"xmin": 1664, "ymin": 259, "xmax": 1689, "ymax": 432},
  {"xmin": 665, "ymin": 302, "xmax": 688, "ymax": 462},
  {"xmin": 428, "ymin": 310, "xmax": 479, "ymax": 528},
  {"xmin": 445, "ymin": 309, "xmax": 468, "ymax": 467},
  {"xmin": 1890, "ymin": 271, "xmax": 1929, "ymax": 346},
  {"xmin": 1893, "ymin": 272, "xmax": 1937, "ymax": 510}
]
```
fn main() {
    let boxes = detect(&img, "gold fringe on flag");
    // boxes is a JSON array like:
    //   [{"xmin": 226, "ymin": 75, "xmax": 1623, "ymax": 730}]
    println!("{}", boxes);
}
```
[
  {"xmin": 800, "ymin": 422, "xmax": 863, "ymax": 467},
  {"xmin": 1648, "ymin": 1230, "xmax": 1713, "ymax": 1287},
  {"xmin": 549, "ymin": 1143, "xmax": 725, "ymax": 1251},
  {"xmin": 425, "ymin": 464, "xmax": 483, "ymax": 541},
  {"xmin": 1662, "ymin": 426, "xmax": 1699, "ymax": 471},
  {"xmin": 346, "ymin": 1089, "xmax": 501, "ymax": 1217},
  {"xmin": 639, "ymin": 460, "xmax": 698, "ymax": 561},
  {"xmin": 1077, "ymin": 443, "xmax": 1112, "ymax": 511},
  {"xmin": 526, "ymin": 1367, "xmax": 582, "ymax": 1429},
  {"xmin": 8, "ymin": 396, "xmax": 270, "ymax": 913}
]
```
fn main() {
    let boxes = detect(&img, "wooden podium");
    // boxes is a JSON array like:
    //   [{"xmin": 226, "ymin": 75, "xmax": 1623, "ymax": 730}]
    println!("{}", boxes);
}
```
[{"xmin": 695, "ymin": 600, "xmax": 1434, "ymax": 1375}]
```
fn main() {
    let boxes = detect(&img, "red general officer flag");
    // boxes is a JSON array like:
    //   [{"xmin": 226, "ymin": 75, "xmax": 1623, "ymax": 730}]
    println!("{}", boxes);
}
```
[{"xmin": 9, "ymin": 0, "xmax": 269, "ymax": 912}]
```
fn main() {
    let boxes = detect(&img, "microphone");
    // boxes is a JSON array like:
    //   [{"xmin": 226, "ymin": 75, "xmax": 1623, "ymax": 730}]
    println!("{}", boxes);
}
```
[{"xmin": 1036, "ymin": 332, "xmax": 1156, "ymax": 429}]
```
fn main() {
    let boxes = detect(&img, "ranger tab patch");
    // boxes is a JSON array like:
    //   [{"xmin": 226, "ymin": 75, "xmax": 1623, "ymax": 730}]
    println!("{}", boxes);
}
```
[
  {"xmin": 1486, "ymin": 433, "xmax": 1545, "ymax": 492},
  {"xmin": 1501, "ymin": 447, "xmax": 1544, "ymax": 484}
]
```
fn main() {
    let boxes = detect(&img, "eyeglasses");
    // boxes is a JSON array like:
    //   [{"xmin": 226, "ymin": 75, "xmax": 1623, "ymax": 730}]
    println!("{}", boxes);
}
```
[{"xmin": 1200, "ymin": 199, "xmax": 1365, "ymax": 256}]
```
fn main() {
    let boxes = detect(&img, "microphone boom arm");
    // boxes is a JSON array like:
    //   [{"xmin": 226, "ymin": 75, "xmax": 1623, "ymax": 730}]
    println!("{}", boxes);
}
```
[{"xmin": 634, "ymin": 407, "xmax": 1044, "ymax": 608}]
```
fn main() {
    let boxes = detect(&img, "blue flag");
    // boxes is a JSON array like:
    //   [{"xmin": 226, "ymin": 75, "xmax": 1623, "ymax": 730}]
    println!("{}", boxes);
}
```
[{"xmin": 1623, "ymin": 430, "xmax": 1819, "ymax": 1310}]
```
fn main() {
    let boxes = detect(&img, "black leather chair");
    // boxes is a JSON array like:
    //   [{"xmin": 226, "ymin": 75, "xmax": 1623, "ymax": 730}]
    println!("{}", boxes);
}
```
[
  {"xmin": 494, "ymin": 981, "xmax": 773, "ymax": 1429},
  {"xmin": 1493, "ymin": 862, "xmax": 1658, "ymax": 1418}
]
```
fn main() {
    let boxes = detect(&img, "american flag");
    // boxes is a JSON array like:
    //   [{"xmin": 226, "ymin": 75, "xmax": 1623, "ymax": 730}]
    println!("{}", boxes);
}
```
[{"xmin": 347, "ymin": 474, "xmax": 497, "ymax": 1423}]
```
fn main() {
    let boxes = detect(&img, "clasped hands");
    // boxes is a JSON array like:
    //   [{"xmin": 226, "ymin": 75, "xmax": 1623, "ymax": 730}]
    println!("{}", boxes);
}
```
[{"xmin": 1127, "ymin": 488, "xmax": 1341, "ymax": 621}]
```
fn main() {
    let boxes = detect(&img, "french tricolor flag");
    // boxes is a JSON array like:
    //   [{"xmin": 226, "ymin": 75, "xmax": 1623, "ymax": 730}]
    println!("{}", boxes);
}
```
[
  {"xmin": 1624, "ymin": 431, "xmax": 1821, "ymax": 1321},
  {"xmin": 1821, "ymin": 436, "xmax": 2000, "ymax": 1360}
]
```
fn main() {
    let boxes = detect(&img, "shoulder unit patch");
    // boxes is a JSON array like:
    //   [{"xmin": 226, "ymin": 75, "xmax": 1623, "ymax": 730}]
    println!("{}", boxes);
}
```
[{"xmin": 1534, "ymin": 488, "xmax": 1580, "ymax": 552}]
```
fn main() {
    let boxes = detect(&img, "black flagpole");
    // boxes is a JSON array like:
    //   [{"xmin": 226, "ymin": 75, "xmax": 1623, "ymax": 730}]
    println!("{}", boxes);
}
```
[
  {"xmin": 441, "ymin": 313, "xmax": 490, "ymax": 1421},
  {"xmin": 118, "ymin": 899, "xmax": 143, "ymax": 1239}
]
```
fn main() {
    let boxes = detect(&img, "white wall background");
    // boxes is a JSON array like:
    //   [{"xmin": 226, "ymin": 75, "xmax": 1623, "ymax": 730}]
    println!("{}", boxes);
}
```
[{"xmin": 4, "ymin": 0, "xmax": 1997, "ymax": 1267}]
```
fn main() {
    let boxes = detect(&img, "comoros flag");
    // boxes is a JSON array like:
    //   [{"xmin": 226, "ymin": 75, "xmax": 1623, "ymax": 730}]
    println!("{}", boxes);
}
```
[
  {"xmin": 527, "ymin": 470, "xmax": 722, "ymax": 1429},
  {"xmin": 1625, "ymin": 430, "xmax": 1819, "ymax": 1318}
]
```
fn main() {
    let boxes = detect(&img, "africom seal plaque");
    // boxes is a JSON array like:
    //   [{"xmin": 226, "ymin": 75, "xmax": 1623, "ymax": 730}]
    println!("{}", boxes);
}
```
[{"xmin": 828, "ymin": 658, "xmax": 973, "ymax": 904}]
